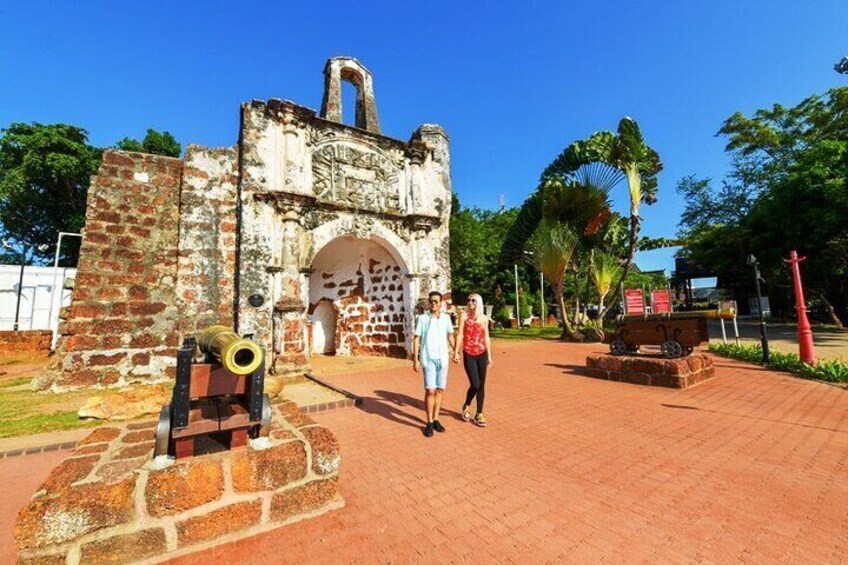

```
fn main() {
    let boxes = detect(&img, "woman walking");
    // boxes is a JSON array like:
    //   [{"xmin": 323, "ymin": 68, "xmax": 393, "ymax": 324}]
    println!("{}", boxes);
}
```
[{"xmin": 452, "ymin": 293, "xmax": 493, "ymax": 427}]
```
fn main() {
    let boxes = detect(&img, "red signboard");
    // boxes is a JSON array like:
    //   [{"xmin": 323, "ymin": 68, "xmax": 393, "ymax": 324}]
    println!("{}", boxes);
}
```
[
  {"xmin": 651, "ymin": 289, "xmax": 672, "ymax": 314},
  {"xmin": 624, "ymin": 289, "xmax": 645, "ymax": 315}
]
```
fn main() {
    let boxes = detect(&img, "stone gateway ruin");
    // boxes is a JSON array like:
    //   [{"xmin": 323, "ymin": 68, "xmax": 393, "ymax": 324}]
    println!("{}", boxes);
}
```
[{"xmin": 45, "ymin": 57, "xmax": 452, "ymax": 389}]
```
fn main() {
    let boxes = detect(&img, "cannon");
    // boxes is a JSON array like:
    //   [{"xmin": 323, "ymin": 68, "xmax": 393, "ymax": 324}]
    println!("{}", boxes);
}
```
[
  {"xmin": 607, "ymin": 307, "xmax": 736, "ymax": 359},
  {"xmin": 155, "ymin": 326, "xmax": 272, "ymax": 459}
]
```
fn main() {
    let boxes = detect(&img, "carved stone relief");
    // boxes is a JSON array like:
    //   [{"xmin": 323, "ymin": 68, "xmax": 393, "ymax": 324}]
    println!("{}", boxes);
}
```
[{"xmin": 312, "ymin": 143, "xmax": 401, "ymax": 212}]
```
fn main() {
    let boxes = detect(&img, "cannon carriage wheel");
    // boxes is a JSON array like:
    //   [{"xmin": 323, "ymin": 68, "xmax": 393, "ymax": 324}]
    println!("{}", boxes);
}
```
[
  {"xmin": 661, "ymin": 340, "xmax": 684, "ymax": 359},
  {"xmin": 610, "ymin": 339, "xmax": 628, "ymax": 355}
]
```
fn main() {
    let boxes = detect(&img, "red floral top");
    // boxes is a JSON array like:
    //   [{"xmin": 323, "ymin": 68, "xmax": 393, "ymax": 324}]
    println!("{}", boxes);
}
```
[{"xmin": 462, "ymin": 316, "xmax": 487, "ymax": 356}]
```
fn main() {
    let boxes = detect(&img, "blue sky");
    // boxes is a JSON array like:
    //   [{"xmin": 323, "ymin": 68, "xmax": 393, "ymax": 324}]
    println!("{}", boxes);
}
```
[{"xmin": 1, "ymin": 1, "xmax": 846, "ymax": 277}]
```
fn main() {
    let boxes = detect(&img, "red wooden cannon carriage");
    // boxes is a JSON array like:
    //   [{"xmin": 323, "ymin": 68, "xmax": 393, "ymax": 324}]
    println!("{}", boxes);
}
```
[
  {"xmin": 607, "ymin": 308, "xmax": 736, "ymax": 359},
  {"xmin": 154, "ymin": 326, "xmax": 272, "ymax": 459}
]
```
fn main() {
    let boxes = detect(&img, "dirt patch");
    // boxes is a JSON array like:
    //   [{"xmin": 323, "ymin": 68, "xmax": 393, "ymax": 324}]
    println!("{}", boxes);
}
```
[
  {"xmin": 281, "ymin": 380, "xmax": 347, "ymax": 408},
  {"xmin": 310, "ymin": 354, "xmax": 409, "ymax": 377}
]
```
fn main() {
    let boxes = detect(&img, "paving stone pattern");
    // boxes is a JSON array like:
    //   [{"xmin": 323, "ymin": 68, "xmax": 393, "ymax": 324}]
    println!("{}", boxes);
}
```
[
  {"xmin": 168, "ymin": 340, "xmax": 848, "ymax": 563},
  {"xmin": 6, "ymin": 340, "xmax": 848, "ymax": 563}
]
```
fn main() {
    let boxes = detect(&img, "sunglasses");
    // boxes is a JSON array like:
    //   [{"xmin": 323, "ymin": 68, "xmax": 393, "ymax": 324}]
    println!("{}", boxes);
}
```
[
  {"xmin": 467, "ymin": 299, "xmax": 477, "ymax": 303},
  {"xmin": 429, "ymin": 299, "xmax": 441, "ymax": 304}
]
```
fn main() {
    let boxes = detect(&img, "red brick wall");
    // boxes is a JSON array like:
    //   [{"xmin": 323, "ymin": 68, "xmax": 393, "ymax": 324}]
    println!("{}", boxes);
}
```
[
  {"xmin": 0, "ymin": 330, "xmax": 52, "ymax": 359},
  {"xmin": 311, "ymin": 251, "xmax": 407, "ymax": 359},
  {"xmin": 48, "ymin": 150, "xmax": 183, "ymax": 388}
]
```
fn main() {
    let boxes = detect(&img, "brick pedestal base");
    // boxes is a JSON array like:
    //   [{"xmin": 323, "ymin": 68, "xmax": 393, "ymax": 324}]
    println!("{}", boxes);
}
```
[
  {"xmin": 585, "ymin": 354, "xmax": 715, "ymax": 389},
  {"xmin": 14, "ymin": 400, "xmax": 342, "ymax": 564}
]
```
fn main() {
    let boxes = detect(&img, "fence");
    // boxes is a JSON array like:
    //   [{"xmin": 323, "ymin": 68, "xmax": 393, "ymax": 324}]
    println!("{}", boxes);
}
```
[{"xmin": 0, "ymin": 265, "xmax": 76, "ymax": 336}]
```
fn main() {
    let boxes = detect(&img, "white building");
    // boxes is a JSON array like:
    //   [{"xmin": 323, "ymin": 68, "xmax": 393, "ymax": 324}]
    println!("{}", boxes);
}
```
[{"xmin": 0, "ymin": 264, "xmax": 76, "ymax": 335}]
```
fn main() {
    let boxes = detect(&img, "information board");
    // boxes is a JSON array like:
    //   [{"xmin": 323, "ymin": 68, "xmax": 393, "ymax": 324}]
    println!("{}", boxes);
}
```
[
  {"xmin": 624, "ymin": 289, "xmax": 645, "ymax": 315},
  {"xmin": 651, "ymin": 289, "xmax": 672, "ymax": 313}
]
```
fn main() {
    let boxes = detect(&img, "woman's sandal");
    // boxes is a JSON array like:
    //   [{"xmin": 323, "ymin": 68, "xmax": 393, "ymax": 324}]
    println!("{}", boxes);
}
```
[{"xmin": 461, "ymin": 405, "xmax": 472, "ymax": 421}]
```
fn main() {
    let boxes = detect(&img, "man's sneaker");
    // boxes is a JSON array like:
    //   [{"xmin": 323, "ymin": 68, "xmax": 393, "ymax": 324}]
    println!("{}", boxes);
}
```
[
  {"xmin": 474, "ymin": 413, "xmax": 487, "ymax": 427},
  {"xmin": 433, "ymin": 420, "xmax": 446, "ymax": 433},
  {"xmin": 423, "ymin": 423, "xmax": 434, "ymax": 437},
  {"xmin": 461, "ymin": 405, "xmax": 472, "ymax": 421}
]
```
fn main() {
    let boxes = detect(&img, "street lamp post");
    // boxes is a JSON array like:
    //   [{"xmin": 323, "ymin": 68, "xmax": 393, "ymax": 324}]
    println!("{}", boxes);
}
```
[
  {"xmin": 12, "ymin": 249, "xmax": 26, "ymax": 331},
  {"xmin": 747, "ymin": 254, "xmax": 771, "ymax": 365},
  {"xmin": 514, "ymin": 264, "xmax": 521, "ymax": 328}
]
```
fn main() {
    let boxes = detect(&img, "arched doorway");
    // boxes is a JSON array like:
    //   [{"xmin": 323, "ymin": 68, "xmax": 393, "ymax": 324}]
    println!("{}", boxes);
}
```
[
  {"xmin": 311, "ymin": 300, "xmax": 337, "ymax": 354},
  {"xmin": 309, "ymin": 235, "xmax": 408, "ymax": 357}
]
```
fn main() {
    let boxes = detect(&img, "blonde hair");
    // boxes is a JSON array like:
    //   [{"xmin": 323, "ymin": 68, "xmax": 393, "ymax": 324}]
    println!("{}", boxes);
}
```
[{"xmin": 466, "ymin": 293, "xmax": 485, "ymax": 323}]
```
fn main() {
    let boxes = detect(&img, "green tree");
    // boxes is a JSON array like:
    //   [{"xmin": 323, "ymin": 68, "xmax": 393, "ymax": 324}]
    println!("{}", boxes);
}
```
[
  {"xmin": 678, "ymin": 87, "xmax": 848, "ymax": 326},
  {"xmin": 525, "ymin": 219, "xmax": 578, "ymax": 336},
  {"xmin": 590, "ymin": 250, "xmax": 622, "ymax": 313},
  {"xmin": 0, "ymin": 123, "xmax": 101, "ymax": 263},
  {"xmin": 502, "ymin": 117, "xmax": 662, "ymax": 333},
  {"xmin": 449, "ymin": 194, "xmax": 523, "ymax": 302},
  {"xmin": 116, "ymin": 128, "xmax": 181, "ymax": 157}
]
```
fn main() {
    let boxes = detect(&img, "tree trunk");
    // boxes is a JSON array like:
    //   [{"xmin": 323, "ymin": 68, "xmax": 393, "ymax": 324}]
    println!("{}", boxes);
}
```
[
  {"xmin": 809, "ymin": 288, "xmax": 847, "ymax": 328},
  {"xmin": 556, "ymin": 279, "xmax": 573, "ymax": 338}
]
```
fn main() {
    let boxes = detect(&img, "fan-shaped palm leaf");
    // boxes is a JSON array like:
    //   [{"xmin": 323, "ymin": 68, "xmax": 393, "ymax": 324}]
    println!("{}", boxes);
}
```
[
  {"xmin": 590, "ymin": 251, "xmax": 623, "ymax": 310},
  {"xmin": 525, "ymin": 219, "xmax": 578, "ymax": 333}
]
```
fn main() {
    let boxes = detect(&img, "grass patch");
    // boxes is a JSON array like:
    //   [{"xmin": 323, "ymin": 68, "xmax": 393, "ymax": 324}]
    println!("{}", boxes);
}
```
[
  {"xmin": 0, "ymin": 377, "xmax": 100, "ymax": 439},
  {"xmin": 708, "ymin": 342, "xmax": 848, "ymax": 384},
  {"xmin": 491, "ymin": 326, "xmax": 563, "ymax": 341}
]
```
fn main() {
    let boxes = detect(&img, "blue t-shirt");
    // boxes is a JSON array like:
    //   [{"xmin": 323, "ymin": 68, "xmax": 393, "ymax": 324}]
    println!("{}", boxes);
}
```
[{"xmin": 415, "ymin": 312, "xmax": 454, "ymax": 363}]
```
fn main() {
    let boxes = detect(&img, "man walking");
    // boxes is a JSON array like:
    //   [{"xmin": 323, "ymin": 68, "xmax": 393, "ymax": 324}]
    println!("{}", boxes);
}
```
[{"xmin": 413, "ymin": 290, "xmax": 455, "ymax": 437}]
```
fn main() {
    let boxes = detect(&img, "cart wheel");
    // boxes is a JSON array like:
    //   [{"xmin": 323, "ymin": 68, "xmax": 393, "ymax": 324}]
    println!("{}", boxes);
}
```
[
  {"xmin": 683, "ymin": 346, "xmax": 694, "ymax": 356},
  {"xmin": 661, "ymin": 340, "xmax": 683, "ymax": 359},
  {"xmin": 153, "ymin": 404, "xmax": 171, "ymax": 458},
  {"xmin": 610, "ymin": 339, "xmax": 628, "ymax": 355},
  {"xmin": 260, "ymin": 394, "xmax": 272, "ymax": 428}
]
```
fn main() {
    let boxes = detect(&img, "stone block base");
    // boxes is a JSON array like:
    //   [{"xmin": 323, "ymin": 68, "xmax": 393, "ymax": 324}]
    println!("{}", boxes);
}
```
[
  {"xmin": 585, "ymin": 354, "xmax": 715, "ymax": 389},
  {"xmin": 0, "ymin": 330, "xmax": 52, "ymax": 359},
  {"xmin": 15, "ymin": 399, "xmax": 342, "ymax": 564}
]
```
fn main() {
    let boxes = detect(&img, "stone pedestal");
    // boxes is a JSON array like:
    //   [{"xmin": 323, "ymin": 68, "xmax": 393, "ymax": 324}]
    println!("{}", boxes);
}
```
[
  {"xmin": 14, "ymin": 400, "xmax": 342, "ymax": 564},
  {"xmin": 585, "ymin": 354, "xmax": 715, "ymax": 389}
]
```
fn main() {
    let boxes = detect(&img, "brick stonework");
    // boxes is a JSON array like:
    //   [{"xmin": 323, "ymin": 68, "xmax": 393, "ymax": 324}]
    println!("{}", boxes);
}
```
[
  {"xmin": 44, "ymin": 147, "xmax": 241, "ymax": 390},
  {"xmin": 309, "ymin": 240, "xmax": 408, "ymax": 359},
  {"xmin": 46, "ymin": 150, "xmax": 183, "ymax": 389},
  {"xmin": 0, "ymin": 330, "xmax": 52, "ymax": 359},
  {"xmin": 175, "ymin": 145, "xmax": 239, "ymax": 336},
  {"xmin": 585, "ymin": 353, "xmax": 715, "ymax": 388},
  {"xmin": 14, "ymin": 401, "xmax": 342, "ymax": 563}
]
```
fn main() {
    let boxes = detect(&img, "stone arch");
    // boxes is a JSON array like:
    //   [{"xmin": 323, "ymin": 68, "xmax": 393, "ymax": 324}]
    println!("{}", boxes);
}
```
[
  {"xmin": 308, "ymin": 233, "xmax": 408, "ymax": 358},
  {"xmin": 320, "ymin": 57, "xmax": 381, "ymax": 134},
  {"xmin": 306, "ymin": 217, "xmax": 411, "ymax": 274},
  {"xmin": 309, "ymin": 298, "xmax": 338, "ymax": 355}
]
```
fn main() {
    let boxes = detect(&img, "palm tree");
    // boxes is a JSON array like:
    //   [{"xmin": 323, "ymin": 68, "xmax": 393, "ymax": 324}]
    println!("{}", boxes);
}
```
[
  {"xmin": 501, "ymin": 117, "xmax": 661, "ymax": 329},
  {"xmin": 525, "ymin": 219, "xmax": 578, "ymax": 338},
  {"xmin": 587, "ymin": 118, "xmax": 662, "ymax": 319},
  {"xmin": 590, "ymin": 251, "xmax": 623, "ymax": 312}
]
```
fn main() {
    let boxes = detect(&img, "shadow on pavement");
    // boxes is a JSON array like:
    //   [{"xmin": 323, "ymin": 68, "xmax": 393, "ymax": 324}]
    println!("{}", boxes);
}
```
[
  {"xmin": 544, "ymin": 363, "xmax": 586, "ymax": 374},
  {"xmin": 354, "ymin": 390, "xmax": 464, "ymax": 429}
]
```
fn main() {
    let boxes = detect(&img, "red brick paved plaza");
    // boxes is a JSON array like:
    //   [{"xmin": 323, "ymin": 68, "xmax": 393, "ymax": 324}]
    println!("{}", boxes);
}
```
[{"xmin": 4, "ymin": 339, "xmax": 848, "ymax": 563}]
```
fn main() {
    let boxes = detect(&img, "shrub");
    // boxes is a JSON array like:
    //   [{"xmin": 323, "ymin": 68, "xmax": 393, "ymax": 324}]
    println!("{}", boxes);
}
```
[
  {"xmin": 493, "ymin": 305, "xmax": 512, "ymax": 326},
  {"xmin": 707, "ymin": 343, "xmax": 848, "ymax": 383}
]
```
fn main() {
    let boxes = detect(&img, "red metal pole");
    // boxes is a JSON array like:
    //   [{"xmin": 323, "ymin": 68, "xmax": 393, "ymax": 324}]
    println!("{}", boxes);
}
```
[{"xmin": 784, "ymin": 250, "xmax": 817, "ymax": 365}]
